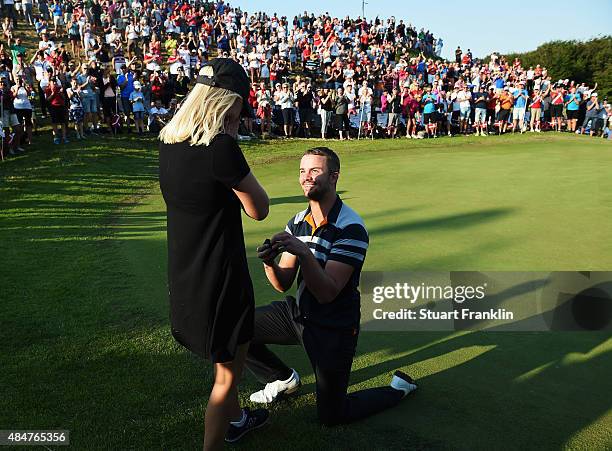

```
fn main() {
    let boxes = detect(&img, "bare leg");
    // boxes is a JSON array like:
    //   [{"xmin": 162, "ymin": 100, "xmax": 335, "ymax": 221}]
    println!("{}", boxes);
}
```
[{"xmin": 203, "ymin": 343, "xmax": 248, "ymax": 451}]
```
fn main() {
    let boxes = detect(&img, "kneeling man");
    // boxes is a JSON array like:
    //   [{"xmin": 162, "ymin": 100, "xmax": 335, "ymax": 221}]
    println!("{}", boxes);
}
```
[{"xmin": 247, "ymin": 146, "xmax": 417, "ymax": 426}]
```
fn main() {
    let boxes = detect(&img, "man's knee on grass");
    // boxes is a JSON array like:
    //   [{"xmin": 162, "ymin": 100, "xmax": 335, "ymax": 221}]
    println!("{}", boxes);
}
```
[
  {"xmin": 318, "ymin": 408, "xmax": 345, "ymax": 427},
  {"xmin": 317, "ymin": 396, "xmax": 347, "ymax": 427}
]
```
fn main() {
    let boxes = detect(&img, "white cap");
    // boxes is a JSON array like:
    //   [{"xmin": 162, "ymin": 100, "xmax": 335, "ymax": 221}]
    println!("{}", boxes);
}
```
[{"xmin": 133, "ymin": 81, "xmax": 142, "ymax": 89}]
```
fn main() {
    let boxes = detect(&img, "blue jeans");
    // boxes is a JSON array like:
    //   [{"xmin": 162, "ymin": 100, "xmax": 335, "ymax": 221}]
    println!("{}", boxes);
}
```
[
  {"xmin": 24, "ymin": 4, "xmax": 34, "ymax": 24},
  {"xmin": 82, "ymin": 96, "xmax": 97, "ymax": 114}
]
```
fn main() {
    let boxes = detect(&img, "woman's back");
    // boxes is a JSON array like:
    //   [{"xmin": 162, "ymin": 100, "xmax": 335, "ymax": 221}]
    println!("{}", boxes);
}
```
[{"xmin": 159, "ymin": 134, "xmax": 254, "ymax": 360}]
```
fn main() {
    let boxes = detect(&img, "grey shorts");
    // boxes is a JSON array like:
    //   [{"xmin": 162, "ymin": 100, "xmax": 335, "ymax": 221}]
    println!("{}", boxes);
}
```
[
  {"xmin": 475, "ymin": 108, "xmax": 487, "ymax": 124},
  {"xmin": 387, "ymin": 113, "xmax": 400, "ymax": 127}
]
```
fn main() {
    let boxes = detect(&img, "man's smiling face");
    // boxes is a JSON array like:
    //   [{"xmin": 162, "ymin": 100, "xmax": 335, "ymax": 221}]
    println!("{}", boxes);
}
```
[{"xmin": 299, "ymin": 154, "xmax": 337, "ymax": 201}]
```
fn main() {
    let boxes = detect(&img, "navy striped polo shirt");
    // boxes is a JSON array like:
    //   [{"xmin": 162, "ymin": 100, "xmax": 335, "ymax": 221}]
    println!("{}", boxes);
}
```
[{"xmin": 285, "ymin": 195, "xmax": 368, "ymax": 329}]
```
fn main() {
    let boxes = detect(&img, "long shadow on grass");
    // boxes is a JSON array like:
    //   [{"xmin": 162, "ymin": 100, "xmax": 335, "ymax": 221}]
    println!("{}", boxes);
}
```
[
  {"xmin": 288, "ymin": 330, "xmax": 611, "ymax": 450},
  {"xmin": 0, "ymin": 209, "xmax": 167, "ymax": 241},
  {"xmin": 0, "ymin": 136, "xmax": 160, "ymax": 349},
  {"xmin": 369, "ymin": 207, "xmax": 515, "ymax": 236}
]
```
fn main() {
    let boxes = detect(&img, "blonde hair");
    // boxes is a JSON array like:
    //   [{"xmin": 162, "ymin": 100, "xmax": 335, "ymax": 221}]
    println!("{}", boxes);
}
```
[{"xmin": 159, "ymin": 66, "xmax": 241, "ymax": 146}]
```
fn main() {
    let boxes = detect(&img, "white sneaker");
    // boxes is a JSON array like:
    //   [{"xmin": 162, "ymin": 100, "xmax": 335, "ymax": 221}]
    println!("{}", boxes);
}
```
[
  {"xmin": 390, "ymin": 370, "xmax": 418, "ymax": 398},
  {"xmin": 250, "ymin": 369, "xmax": 301, "ymax": 404}
]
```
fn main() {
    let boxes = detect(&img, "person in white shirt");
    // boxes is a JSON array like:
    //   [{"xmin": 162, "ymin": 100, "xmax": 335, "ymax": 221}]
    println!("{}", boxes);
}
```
[
  {"xmin": 163, "ymin": 17, "xmax": 177, "ymax": 35},
  {"xmin": 358, "ymin": 82, "xmax": 373, "ymax": 135},
  {"xmin": 131, "ymin": 0, "xmax": 142, "ymax": 14},
  {"xmin": 526, "ymin": 67, "xmax": 535, "ymax": 92},
  {"xmin": 449, "ymin": 88, "xmax": 461, "ymax": 135},
  {"xmin": 177, "ymin": 45, "xmax": 191, "ymax": 78},
  {"xmin": 126, "ymin": 19, "xmax": 140, "ymax": 56},
  {"xmin": 106, "ymin": 26, "xmax": 122, "ymax": 47},
  {"xmin": 278, "ymin": 40, "xmax": 288, "ymax": 59},
  {"xmin": 247, "ymin": 48, "xmax": 260, "ymax": 81},
  {"xmin": 276, "ymin": 83, "xmax": 295, "ymax": 137},
  {"xmin": 140, "ymin": 19, "xmax": 150, "ymax": 55},
  {"xmin": 457, "ymin": 86, "xmax": 472, "ymax": 134},
  {"xmin": 38, "ymin": 33, "xmax": 55, "ymax": 52},
  {"xmin": 12, "ymin": 76, "xmax": 34, "ymax": 145}
]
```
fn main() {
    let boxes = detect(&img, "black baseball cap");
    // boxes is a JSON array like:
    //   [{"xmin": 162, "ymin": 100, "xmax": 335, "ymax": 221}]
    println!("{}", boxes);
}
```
[{"xmin": 196, "ymin": 58, "xmax": 254, "ymax": 118}]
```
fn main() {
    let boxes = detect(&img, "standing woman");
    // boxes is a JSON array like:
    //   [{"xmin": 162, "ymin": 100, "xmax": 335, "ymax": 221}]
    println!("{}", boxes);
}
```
[
  {"xmin": 550, "ymin": 85, "xmax": 565, "ymax": 132},
  {"xmin": 66, "ymin": 17, "xmax": 81, "ymax": 58},
  {"xmin": 318, "ymin": 87, "xmax": 333, "ymax": 139},
  {"xmin": 66, "ymin": 78, "xmax": 85, "ymax": 139},
  {"xmin": 12, "ymin": 76, "xmax": 34, "ymax": 146},
  {"xmin": 101, "ymin": 69, "xmax": 117, "ymax": 135},
  {"xmin": 159, "ymin": 59, "xmax": 270, "ymax": 450},
  {"xmin": 44, "ymin": 78, "xmax": 69, "ymax": 144}
]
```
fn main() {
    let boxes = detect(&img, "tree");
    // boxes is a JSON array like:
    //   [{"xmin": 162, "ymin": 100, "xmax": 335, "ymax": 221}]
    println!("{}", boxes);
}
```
[{"xmin": 503, "ymin": 37, "xmax": 612, "ymax": 97}]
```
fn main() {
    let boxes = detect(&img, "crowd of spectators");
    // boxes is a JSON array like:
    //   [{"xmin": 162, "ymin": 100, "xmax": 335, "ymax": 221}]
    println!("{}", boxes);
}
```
[{"xmin": 0, "ymin": 0, "xmax": 609, "ymax": 158}]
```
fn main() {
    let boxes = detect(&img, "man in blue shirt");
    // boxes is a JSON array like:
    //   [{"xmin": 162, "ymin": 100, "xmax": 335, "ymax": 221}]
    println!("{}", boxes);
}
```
[
  {"xmin": 422, "ymin": 86, "xmax": 437, "ymax": 137},
  {"xmin": 565, "ymin": 87, "xmax": 581, "ymax": 132},
  {"xmin": 512, "ymin": 81, "xmax": 529, "ymax": 133},
  {"xmin": 494, "ymin": 74, "xmax": 505, "ymax": 90},
  {"xmin": 51, "ymin": 2, "xmax": 63, "ymax": 37},
  {"xmin": 117, "ymin": 65, "xmax": 134, "ymax": 132},
  {"xmin": 435, "ymin": 38, "xmax": 443, "ymax": 57},
  {"xmin": 216, "ymin": 0, "xmax": 226, "ymax": 15}
]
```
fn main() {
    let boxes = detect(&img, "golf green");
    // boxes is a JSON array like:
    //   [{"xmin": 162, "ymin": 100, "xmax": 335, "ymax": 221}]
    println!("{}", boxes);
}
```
[{"xmin": 1, "ymin": 133, "xmax": 610, "ymax": 450}]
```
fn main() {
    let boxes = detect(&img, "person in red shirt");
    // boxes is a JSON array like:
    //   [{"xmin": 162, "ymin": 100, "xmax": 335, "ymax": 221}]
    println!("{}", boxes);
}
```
[
  {"xmin": 360, "ymin": 32, "xmax": 369, "ymax": 52},
  {"xmin": 323, "ymin": 21, "xmax": 332, "ymax": 38},
  {"xmin": 202, "ymin": 21, "xmax": 213, "ymax": 44},
  {"xmin": 44, "ymin": 78, "xmax": 68, "ymax": 144},
  {"xmin": 401, "ymin": 86, "xmax": 418, "ymax": 138},
  {"xmin": 550, "ymin": 86, "xmax": 565, "ymax": 132},
  {"xmin": 301, "ymin": 44, "xmax": 311, "ymax": 69},
  {"xmin": 144, "ymin": 46, "xmax": 161, "ymax": 70},
  {"xmin": 0, "ymin": 79, "xmax": 24, "ymax": 155},
  {"xmin": 243, "ymin": 83, "xmax": 257, "ymax": 136},
  {"xmin": 486, "ymin": 87, "xmax": 498, "ymax": 128},
  {"xmin": 529, "ymin": 89, "xmax": 543, "ymax": 132},
  {"xmin": 312, "ymin": 31, "xmax": 322, "ymax": 49}
]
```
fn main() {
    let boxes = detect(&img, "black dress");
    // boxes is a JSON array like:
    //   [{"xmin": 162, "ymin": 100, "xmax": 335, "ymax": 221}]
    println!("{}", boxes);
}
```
[{"xmin": 159, "ymin": 134, "xmax": 254, "ymax": 363}]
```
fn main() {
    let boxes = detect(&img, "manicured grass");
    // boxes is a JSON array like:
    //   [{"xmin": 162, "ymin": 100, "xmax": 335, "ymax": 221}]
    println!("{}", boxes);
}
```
[{"xmin": 1, "ymin": 133, "xmax": 610, "ymax": 450}]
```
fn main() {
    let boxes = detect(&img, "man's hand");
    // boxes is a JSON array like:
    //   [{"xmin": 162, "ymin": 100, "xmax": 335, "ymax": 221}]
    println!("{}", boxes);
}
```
[
  {"xmin": 256, "ymin": 238, "xmax": 279, "ymax": 265},
  {"xmin": 271, "ymin": 232, "xmax": 310, "ymax": 258}
]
